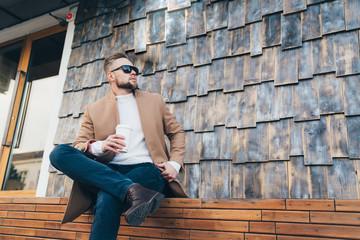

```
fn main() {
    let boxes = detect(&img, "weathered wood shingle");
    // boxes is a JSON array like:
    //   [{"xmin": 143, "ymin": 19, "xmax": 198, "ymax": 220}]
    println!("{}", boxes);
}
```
[
  {"xmin": 146, "ymin": 0, "xmax": 167, "ymax": 13},
  {"xmin": 293, "ymin": 79, "xmax": 320, "ymax": 121},
  {"xmin": 206, "ymin": 1, "xmax": 228, "ymax": 31},
  {"xmin": 312, "ymin": 35, "xmax": 335, "ymax": 74},
  {"xmin": 186, "ymin": 1, "xmax": 206, "ymax": 37},
  {"xmin": 279, "ymin": 85, "xmax": 293, "ymax": 119},
  {"xmin": 262, "ymin": 0, "xmax": 283, "ymax": 16},
  {"xmin": 230, "ymin": 25, "xmax": 250, "ymax": 55},
  {"xmin": 194, "ymin": 34, "xmax": 212, "ymax": 66},
  {"xmin": 347, "ymin": 116, "xmax": 360, "ymax": 159},
  {"xmin": 246, "ymin": 123, "xmax": 269, "ymax": 162},
  {"xmin": 256, "ymin": 81, "xmax": 279, "ymax": 122},
  {"xmin": 168, "ymin": 0, "xmax": 191, "ymax": 12},
  {"xmin": 321, "ymin": 0, "xmax": 345, "ymax": 34},
  {"xmin": 224, "ymin": 56, "xmax": 244, "ymax": 92},
  {"xmin": 342, "ymin": 75, "xmax": 360, "ymax": 116},
  {"xmin": 344, "ymin": 0, "xmax": 360, "ymax": 30},
  {"xmin": 237, "ymin": 85, "xmax": 257, "ymax": 129},
  {"xmin": 261, "ymin": 47, "xmax": 275, "ymax": 81},
  {"xmin": 301, "ymin": 4, "xmax": 321, "ymax": 41},
  {"xmin": 263, "ymin": 13, "xmax": 281, "ymax": 47},
  {"xmin": 245, "ymin": 0, "xmax": 262, "ymax": 24},
  {"xmin": 146, "ymin": 10, "xmax": 165, "ymax": 44},
  {"xmin": 327, "ymin": 159, "xmax": 358, "ymax": 199},
  {"xmin": 129, "ymin": 0, "xmax": 146, "ymax": 20},
  {"xmin": 113, "ymin": 6, "xmax": 129, "ymax": 26},
  {"xmin": 212, "ymin": 28, "xmax": 231, "ymax": 59},
  {"xmin": 330, "ymin": 115, "xmax": 349, "ymax": 158},
  {"xmin": 274, "ymin": 47, "xmax": 298, "ymax": 86},
  {"xmin": 289, "ymin": 157, "xmax": 310, "ymax": 198},
  {"xmin": 281, "ymin": 13, "xmax": 302, "ymax": 49},
  {"xmin": 269, "ymin": 119, "xmax": 290, "ymax": 161},
  {"xmin": 317, "ymin": 74, "xmax": 344, "ymax": 115},
  {"xmin": 244, "ymin": 55, "xmax": 262, "ymax": 85},
  {"xmin": 283, "ymin": 0, "xmax": 306, "ymax": 15},
  {"xmin": 228, "ymin": 0, "xmax": 245, "ymax": 29},
  {"xmin": 298, "ymin": 41, "xmax": 313, "ymax": 80},
  {"xmin": 135, "ymin": 18, "xmax": 147, "ymax": 53},
  {"xmin": 303, "ymin": 117, "xmax": 332, "ymax": 165},
  {"xmin": 250, "ymin": 21, "xmax": 263, "ymax": 56},
  {"xmin": 263, "ymin": 161, "xmax": 288, "ymax": 198},
  {"xmin": 333, "ymin": 31, "xmax": 360, "ymax": 77},
  {"xmin": 166, "ymin": 10, "xmax": 186, "ymax": 46}
]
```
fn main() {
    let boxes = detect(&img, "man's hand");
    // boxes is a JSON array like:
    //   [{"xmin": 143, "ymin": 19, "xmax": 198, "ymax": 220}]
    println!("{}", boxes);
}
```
[
  {"xmin": 156, "ymin": 162, "xmax": 178, "ymax": 182},
  {"xmin": 101, "ymin": 134, "xmax": 126, "ymax": 153}
]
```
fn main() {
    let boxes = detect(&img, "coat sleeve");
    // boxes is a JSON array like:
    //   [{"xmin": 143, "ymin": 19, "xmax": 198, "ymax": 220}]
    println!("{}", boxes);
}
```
[
  {"xmin": 72, "ymin": 105, "xmax": 96, "ymax": 155},
  {"xmin": 72, "ymin": 104, "xmax": 117, "ymax": 163},
  {"xmin": 161, "ymin": 97, "xmax": 186, "ymax": 169}
]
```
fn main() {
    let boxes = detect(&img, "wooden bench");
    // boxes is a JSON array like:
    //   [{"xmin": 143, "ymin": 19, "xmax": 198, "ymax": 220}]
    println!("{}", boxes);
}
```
[{"xmin": 0, "ymin": 197, "xmax": 359, "ymax": 239}]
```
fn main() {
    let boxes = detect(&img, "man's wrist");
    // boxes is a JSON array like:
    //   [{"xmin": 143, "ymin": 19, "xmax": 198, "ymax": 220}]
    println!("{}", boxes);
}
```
[
  {"xmin": 167, "ymin": 161, "xmax": 181, "ymax": 173},
  {"xmin": 90, "ymin": 141, "xmax": 105, "ymax": 156}
]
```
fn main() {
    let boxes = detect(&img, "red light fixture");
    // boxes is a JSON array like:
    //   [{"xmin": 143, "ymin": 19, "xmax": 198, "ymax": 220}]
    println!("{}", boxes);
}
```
[{"xmin": 67, "ymin": 13, "xmax": 73, "ymax": 20}]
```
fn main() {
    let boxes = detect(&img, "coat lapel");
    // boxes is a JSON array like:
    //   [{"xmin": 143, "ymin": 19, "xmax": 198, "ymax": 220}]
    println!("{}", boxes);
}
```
[{"xmin": 107, "ymin": 91, "xmax": 120, "ymax": 126}]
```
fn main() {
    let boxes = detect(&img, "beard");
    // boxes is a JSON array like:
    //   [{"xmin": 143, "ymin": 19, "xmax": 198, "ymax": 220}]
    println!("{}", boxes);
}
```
[{"xmin": 116, "ymin": 81, "xmax": 137, "ymax": 91}]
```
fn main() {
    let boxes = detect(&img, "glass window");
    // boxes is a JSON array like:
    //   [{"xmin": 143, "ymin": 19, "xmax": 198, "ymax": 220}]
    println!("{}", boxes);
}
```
[
  {"xmin": 2, "ymin": 31, "xmax": 66, "ymax": 191},
  {"xmin": 0, "ymin": 41, "xmax": 23, "ymax": 148}
]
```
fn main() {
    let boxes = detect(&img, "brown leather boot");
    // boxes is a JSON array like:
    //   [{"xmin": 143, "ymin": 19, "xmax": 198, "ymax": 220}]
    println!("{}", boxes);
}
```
[{"xmin": 124, "ymin": 184, "xmax": 164, "ymax": 226}]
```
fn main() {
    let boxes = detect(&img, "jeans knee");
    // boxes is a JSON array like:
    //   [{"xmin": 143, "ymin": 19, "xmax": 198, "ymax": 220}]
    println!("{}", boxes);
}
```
[{"xmin": 49, "ymin": 144, "xmax": 73, "ymax": 169}]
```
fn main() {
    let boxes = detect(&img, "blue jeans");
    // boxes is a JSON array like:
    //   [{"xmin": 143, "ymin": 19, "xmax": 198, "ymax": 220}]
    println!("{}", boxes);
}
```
[{"xmin": 50, "ymin": 144, "xmax": 165, "ymax": 240}]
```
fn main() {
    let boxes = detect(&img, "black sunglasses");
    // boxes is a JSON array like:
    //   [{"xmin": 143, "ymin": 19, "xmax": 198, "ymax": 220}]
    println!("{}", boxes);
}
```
[{"xmin": 110, "ymin": 65, "xmax": 140, "ymax": 75}]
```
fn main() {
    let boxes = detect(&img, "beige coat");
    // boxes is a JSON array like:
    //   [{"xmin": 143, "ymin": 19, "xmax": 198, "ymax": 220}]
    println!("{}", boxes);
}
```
[{"xmin": 62, "ymin": 89, "xmax": 188, "ymax": 223}]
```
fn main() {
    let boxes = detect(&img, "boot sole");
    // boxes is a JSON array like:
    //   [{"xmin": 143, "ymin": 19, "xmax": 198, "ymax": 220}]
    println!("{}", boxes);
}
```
[
  {"xmin": 149, "ymin": 192, "xmax": 164, "ymax": 214},
  {"xmin": 125, "ymin": 192, "xmax": 165, "ymax": 226}
]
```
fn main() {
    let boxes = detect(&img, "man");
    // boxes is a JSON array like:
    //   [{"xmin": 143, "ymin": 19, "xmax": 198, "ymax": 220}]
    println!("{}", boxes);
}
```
[{"xmin": 50, "ymin": 52, "xmax": 187, "ymax": 240}]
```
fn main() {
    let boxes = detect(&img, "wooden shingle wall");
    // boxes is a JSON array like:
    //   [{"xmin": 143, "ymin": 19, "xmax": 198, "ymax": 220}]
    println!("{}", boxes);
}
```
[{"xmin": 48, "ymin": 0, "xmax": 360, "ymax": 199}]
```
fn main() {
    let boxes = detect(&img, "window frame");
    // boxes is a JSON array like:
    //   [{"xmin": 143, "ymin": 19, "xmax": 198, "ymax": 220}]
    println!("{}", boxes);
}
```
[{"xmin": 0, "ymin": 24, "xmax": 66, "ymax": 196}]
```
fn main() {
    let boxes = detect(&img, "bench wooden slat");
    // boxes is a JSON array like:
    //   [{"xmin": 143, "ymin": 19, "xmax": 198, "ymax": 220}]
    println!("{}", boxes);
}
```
[
  {"xmin": 35, "ymin": 229, "xmax": 76, "ymax": 239},
  {"xmin": 160, "ymin": 198, "xmax": 202, "ymax": 208},
  {"xmin": 189, "ymin": 230, "xmax": 244, "ymax": 239},
  {"xmin": 149, "ymin": 207, "xmax": 183, "ymax": 218},
  {"xmin": 35, "ymin": 204, "xmax": 66, "ymax": 213},
  {"xmin": 60, "ymin": 222, "xmax": 92, "ymax": 232},
  {"xmin": 176, "ymin": 219, "xmax": 248, "ymax": 232},
  {"xmin": 0, "ymin": 204, "xmax": 36, "ymax": 212},
  {"xmin": 262, "ymin": 210, "xmax": 309, "ymax": 223},
  {"xmin": 118, "ymin": 226, "xmax": 167, "ymax": 239},
  {"xmin": 202, "ymin": 199, "xmax": 286, "ymax": 210},
  {"xmin": 286, "ymin": 199, "xmax": 335, "ymax": 211},
  {"xmin": 0, "ymin": 212, "xmax": 7, "ymax": 218},
  {"xmin": 276, "ymin": 222, "xmax": 360, "ymax": 239},
  {"xmin": 2, "ymin": 219, "xmax": 45, "ymax": 228},
  {"xmin": 12, "ymin": 198, "xmax": 61, "ymax": 204},
  {"xmin": 249, "ymin": 222, "xmax": 275, "ymax": 234},
  {"xmin": 6, "ymin": 212, "xmax": 24, "ymax": 219},
  {"xmin": 183, "ymin": 209, "xmax": 261, "ymax": 221},
  {"xmin": 310, "ymin": 211, "xmax": 360, "ymax": 225},
  {"xmin": 335, "ymin": 200, "xmax": 360, "ymax": 212},
  {"xmin": 245, "ymin": 233, "xmax": 276, "ymax": 240},
  {"xmin": 277, "ymin": 236, "xmax": 340, "ymax": 240}
]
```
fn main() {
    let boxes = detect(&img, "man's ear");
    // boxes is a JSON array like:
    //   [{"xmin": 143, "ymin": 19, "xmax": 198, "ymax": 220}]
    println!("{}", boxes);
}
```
[{"xmin": 107, "ymin": 72, "xmax": 114, "ymax": 82}]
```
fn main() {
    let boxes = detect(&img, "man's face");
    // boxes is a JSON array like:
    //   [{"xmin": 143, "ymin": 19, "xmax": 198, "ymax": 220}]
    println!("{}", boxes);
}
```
[{"xmin": 108, "ymin": 58, "xmax": 138, "ymax": 91}]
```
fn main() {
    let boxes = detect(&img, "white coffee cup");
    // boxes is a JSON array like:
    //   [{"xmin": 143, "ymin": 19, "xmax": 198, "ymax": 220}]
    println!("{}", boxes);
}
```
[{"xmin": 115, "ymin": 124, "xmax": 132, "ymax": 153}]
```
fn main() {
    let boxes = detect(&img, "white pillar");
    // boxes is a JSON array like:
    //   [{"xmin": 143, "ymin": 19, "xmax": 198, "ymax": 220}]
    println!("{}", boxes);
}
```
[{"xmin": 36, "ymin": 11, "xmax": 76, "ymax": 197}]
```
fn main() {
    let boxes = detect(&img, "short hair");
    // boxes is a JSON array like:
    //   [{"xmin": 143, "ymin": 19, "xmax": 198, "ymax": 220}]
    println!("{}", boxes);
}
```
[{"xmin": 103, "ymin": 52, "xmax": 129, "ymax": 73}]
